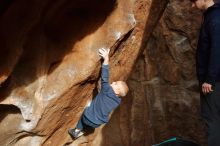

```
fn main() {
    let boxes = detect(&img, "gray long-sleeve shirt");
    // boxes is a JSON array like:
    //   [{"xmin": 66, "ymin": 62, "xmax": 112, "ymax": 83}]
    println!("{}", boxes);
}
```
[{"xmin": 84, "ymin": 65, "xmax": 121, "ymax": 125}]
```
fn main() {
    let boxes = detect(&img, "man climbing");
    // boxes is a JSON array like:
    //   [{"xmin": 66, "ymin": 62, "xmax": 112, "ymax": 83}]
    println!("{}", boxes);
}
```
[
  {"xmin": 189, "ymin": 0, "xmax": 220, "ymax": 145},
  {"xmin": 68, "ymin": 48, "xmax": 129, "ymax": 139}
]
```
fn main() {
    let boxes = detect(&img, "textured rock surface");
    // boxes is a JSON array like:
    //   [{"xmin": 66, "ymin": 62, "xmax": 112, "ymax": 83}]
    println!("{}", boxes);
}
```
[
  {"xmin": 0, "ymin": 0, "xmax": 167, "ymax": 146},
  {"xmin": 0, "ymin": 0, "xmax": 207, "ymax": 146},
  {"xmin": 126, "ymin": 0, "xmax": 206, "ymax": 146},
  {"xmin": 0, "ymin": 0, "xmax": 136, "ymax": 145}
]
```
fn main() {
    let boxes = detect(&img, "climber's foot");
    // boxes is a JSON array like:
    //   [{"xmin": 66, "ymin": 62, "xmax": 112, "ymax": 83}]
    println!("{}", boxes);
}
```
[{"xmin": 68, "ymin": 128, "xmax": 84, "ymax": 140}]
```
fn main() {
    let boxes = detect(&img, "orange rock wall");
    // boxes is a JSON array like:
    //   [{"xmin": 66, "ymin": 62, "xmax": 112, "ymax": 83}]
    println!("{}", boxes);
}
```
[{"xmin": 0, "ymin": 0, "xmax": 206, "ymax": 146}]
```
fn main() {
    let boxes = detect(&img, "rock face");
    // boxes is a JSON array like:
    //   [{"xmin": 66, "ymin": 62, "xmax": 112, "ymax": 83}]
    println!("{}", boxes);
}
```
[
  {"xmin": 0, "ymin": 0, "xmax": 206, "ymax": 146},
  {"xmin": 126, "ymin": 0, "xmax": 207, "ymax": 146}
]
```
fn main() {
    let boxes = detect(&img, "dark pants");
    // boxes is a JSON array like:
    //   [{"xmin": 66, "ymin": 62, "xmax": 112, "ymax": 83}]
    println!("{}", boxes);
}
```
[
  {"xmin": 76, "ymin": 114, "xmax": 100, "ymax": 130},
  {"xmin": 200, "ymin": 82, "xmax": 220, "ymax": 146}
]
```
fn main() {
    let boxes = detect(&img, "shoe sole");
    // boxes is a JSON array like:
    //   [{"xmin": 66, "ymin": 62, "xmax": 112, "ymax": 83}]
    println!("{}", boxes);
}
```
[{"xmin": 68, "ymin": 129, "xmax": 84, "ymax": 140}]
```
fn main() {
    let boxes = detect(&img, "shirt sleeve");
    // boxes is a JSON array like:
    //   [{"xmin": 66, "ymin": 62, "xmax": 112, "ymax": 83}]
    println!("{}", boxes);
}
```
[
  {"xmin": 206, "ymin": 20, "xmax": 220, "ymax": 86},
  {"xmin": 101, "ymin": 65, "xmax": 110, "ymax": 91}
]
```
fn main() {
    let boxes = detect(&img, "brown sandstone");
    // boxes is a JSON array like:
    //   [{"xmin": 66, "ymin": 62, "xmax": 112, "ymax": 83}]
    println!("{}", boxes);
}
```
[{"xmin": 0, "ymin": 0, "xmax": 206, "ymax": 146}]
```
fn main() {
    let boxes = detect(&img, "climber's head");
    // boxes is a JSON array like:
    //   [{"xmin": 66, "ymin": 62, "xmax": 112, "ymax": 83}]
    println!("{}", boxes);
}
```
[
  {"xmin": 190, "ymin": 0, "xmax": 215, "ymax": 10},
  {"xmin": 110, "ymin": 81, "xmax": 129, "ymax": 97}
]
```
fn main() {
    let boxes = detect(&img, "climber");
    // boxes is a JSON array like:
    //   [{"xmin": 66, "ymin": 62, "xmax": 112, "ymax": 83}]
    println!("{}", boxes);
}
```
[
  {"xmin": 189, "ymin": 0, "xmax": 220, "ymax": 145},
  {"xmin": 68, "ymin": 48, "xmax": 129, "ymax": 139}
]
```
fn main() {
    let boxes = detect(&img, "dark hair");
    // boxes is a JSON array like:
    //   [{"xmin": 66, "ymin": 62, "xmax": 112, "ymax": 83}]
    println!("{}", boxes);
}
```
[{"xmin": 190, "ymin": 0, "xmax": 198, "ymax": 2}]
